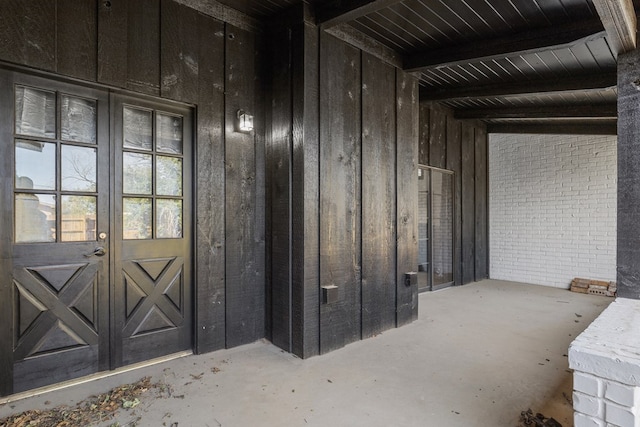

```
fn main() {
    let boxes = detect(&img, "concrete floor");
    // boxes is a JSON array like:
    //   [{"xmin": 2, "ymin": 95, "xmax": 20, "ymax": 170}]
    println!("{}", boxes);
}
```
[{"xmin": 0, "ymin": 279, "xmax": 611, "ymax": 427}]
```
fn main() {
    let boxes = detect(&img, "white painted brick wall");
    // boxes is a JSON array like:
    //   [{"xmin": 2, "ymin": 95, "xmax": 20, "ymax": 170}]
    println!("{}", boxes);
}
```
[
  {"xmin": 570, "ymin": 371, "xmax": 640, "ymax": 427},
  {"xmin": 489, "ymin": 133, "xmax": 617, "ymax": 288},
  {"xmin": 570, "ymin": 298, "xmax": 640, "ymax": 427}
]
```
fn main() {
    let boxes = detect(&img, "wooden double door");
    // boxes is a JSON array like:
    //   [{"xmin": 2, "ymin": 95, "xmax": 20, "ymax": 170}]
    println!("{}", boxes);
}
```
[{"xmin": 0, "ymin": 70, "xmax": 193, "ymax": 395}]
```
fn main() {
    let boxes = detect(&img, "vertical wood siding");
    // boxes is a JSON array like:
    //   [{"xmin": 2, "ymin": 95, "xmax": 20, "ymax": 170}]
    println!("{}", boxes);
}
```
[
  {"xmin": 319, "ymin": 32, "xmax": 362, "ymax": 353},
  {"xmin": 224, "ymin": 25, "xmax": 265, "ymax": 347},
  {"xmin": 57, "ymin": 0, "xmax": 97, "ymax": 81},
  {"xmin": 0, "ymin": 0, "xmax": 425, "ymax": 364},
  {"xmin": 0, "ymin": 0, "xmax": 265, "ymax": 354},
  {"xmin": 396, "ymin": 72, "xmax": 419, "ymax": 326},
  {"xmin": 292, "ymin": 23, "xmax": 321, "ymax": 358},
  {"xmin": 0, "ymin": 0, "xmax": 55, "ymax": 71},
  {"xmin": 613, "ymin": 49, "xmax": 639, "ymax": 298},
  {"xmin": 419, "ymin": 104, "xmax": 430, "ymax": 165},
  {"xmin": 429, "ymin": 108, "xmax": 447, "ymax": 169},
  {"xmin": 461, "ymin": 122, "xmax": 477, "ymax": 284},
  {"xmin": 194, "ymin": 13, "xmax": 226, "ymax": 352},
  {"xmin": 267, "ymin": 24, "xmax": 419, "ymax": 355},
  {"xmin": 161, "ymin": 0, "xmax": 199, "ymax": 102},
  {"xmin": 474, "ymin": 127, "xmax": 489, "ymax": 280},
  {"xmin": 97, "ymin": 0, "xmax": 161, "ymax": 95},
  {"xmin": 446, "ymin": 118, "xmax": 463, "ymax": 285},
  {"xmin": 269, "ymin": 27, "xmax": 293, "ymax": 350},
  {"xmin": 361, "ymin": 53, "xmax": 397, "ymax": 338}
]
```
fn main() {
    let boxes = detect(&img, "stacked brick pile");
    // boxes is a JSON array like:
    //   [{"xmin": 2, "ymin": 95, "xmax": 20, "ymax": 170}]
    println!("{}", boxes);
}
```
[{"xmin": 571, "ymin": 278, "xmax": 617, "ymax": 297}]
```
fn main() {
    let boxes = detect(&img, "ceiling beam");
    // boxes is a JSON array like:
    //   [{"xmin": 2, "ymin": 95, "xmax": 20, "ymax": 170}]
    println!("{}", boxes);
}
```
[
  {"xmin": 488, "ymin": 122, "xmax": 617, "ymax": 135},
  {"xmin": 420, "ymin": 71, "xmax": 617, "ymax": 101},
  {"xmin": 173, "ymin": 0, "xmax": 261, "ymax": 32},
  {"xmin": 325, "ymin": 23, "xmax": 403, "ymax": 69},
  {"xmin": 455, "ymin": 104, "xmax": 617, "ymax": 120},
  {"xmin": 317, "ymin": 0, "xmax": 403, "ymax": 28},
  {"xmin": 592, "ymin": 0, "xmax": 637, "ymax": 54},
  {"xmin": 404, "ymin": 18, "xmax": 605, "ymax": 72}
]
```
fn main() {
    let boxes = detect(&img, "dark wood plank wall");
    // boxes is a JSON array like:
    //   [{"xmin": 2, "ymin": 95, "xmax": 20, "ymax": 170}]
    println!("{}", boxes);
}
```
[
  {"xmin": 474, "ymin": 127, "xmax": 489, "ymax": 280},
  {"xmin": 0, "ymin": 0, "xmax": 424, "ymax": 366},
  {"xmin": 461, "ymin": 122, "xmax": 477, "ymax": 284},
  {"xmin": 194, "ymin": 13, "xmax": 227, "ymax": 352},
  {"xmin": 429, "ymin": 108, "xmax": 447, "ymax": 169},
  {"xmin": 269, "ymin": 27, "xmax": 293, "ymax": 351},
  {"xmin": 319, "ymin": 32, "xmax": 362, "ymax": 353},
  {"xmin": 291, "ymin": 23, "xmax": 321, "ymax": 358},
  {"xmin": 127, "ymin": 0, "xmax": 161, "ymax": 95},
  {"xmin": 0, "ymin": 0, "xmax": 265, "ymax": 354},
  {"xmin": 396, "ymin": 72, "xmax": 419, "ymax": 326},
  {"xmin": 0, "ymin": 0, "xmax": 55, "ymax": 72},
  {"xmin": 419, "ymin": 104, "xmax": 430, "ymax": 165},
  {"xmin": 98, "ymin": 0, "xmax": 161, "ymax": 96},
  {"xmin": 254, "ymin": 29, "xmax": 267, "ymax": 354},
  {"xmin": 361, "ymin": 53, "xmax": 397, "ymax": 338},
  {"xmin": 446, "ymin": 118, "xmax": 463, "ymax": 286},
  {"xmin": 617, "ymin": 48, "xmax": 640, "ymax": 298},
  {"xmin": 96, "ymin": 0, "xmax": 128, "ymax": 86},
  {"xmin": 57, "ymin": 0, "xmax": 97, "ymax": 81},
  {"xmin": 267, "ymin": 24, "xmax": 419, "ymax": 355},
  {"xmin": 161, "ymin": 0, "xmax": 199, "ymax": 102},
  {"xmin": 224, "ymin": 25, "xmax": 265, "ymax": 347},
  {"xmin": 264, "ymin": 38, "xmax": 275, "ymax": 346},
  {"xmin": 265, "ymin": 15, "xmax": 322, "ymax": 358},
  {"xmin": 418, "ymin": 103, "xmax": 488, "ymax": 285}
]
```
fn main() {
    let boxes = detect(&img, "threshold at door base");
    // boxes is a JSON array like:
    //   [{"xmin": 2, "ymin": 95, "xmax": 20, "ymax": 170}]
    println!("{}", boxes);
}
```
[{"xmin": 0, "ymin": 350, "xmax": 193, "ymax": 405}]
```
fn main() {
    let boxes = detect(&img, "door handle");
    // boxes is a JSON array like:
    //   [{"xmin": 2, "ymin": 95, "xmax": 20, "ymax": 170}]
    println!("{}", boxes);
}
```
[{"xmin": 85, "ymin": 247, "xmax": 106, "ymax": 257}]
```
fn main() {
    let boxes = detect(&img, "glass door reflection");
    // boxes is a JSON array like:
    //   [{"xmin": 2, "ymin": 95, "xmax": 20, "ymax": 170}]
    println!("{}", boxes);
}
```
[{"xmin": 418, "ymin": 166, "xmax": 454, "ymax": 292}]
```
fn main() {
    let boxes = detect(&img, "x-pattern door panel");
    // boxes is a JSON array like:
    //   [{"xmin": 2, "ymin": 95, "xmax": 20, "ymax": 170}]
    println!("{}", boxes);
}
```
[
  {"xmin": 1, "ymin": 70, "xmax": 110, "ymax": 393},
  {"xmin": 113, "ymin": 94, "xmax": 192, "ymax": 368},
  {"xmin": 11, "ymin": 255, "xmax": 105, "ymax": 392},
  {"xmin": 13, "ymin": 262, "xmax": 100, "ymax": 360},
  {"xmin": 122, "ymin": 257, "xmax": 184, "ymax": 336}
]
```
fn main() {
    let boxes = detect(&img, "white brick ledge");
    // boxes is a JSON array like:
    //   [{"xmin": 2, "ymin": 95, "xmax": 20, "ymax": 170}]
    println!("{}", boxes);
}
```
[
  {"xmin": 570, "ymin": 298, "xmax": 640, "ymax": 385},
  {"xmin": 570, "ymin": 298, "xmax": 640, "ymax": 427}
]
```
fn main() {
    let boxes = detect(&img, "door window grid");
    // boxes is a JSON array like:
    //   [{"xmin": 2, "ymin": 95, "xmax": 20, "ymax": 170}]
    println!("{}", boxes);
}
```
[
  {"xmin": 122, "ymin": 106, "xmax": 184, "ymax": 240},
  {"xmin": 13, "ymin": 85, "xmax": 98, "ymax": 243}
]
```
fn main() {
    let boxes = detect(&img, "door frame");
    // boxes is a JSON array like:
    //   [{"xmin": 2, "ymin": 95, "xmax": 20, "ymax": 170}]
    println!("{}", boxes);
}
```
[
  {"xmin": 110, "ymin": 91, "xmax": 194, "ymax": 369},
  {"xmin": 0, "ymin": 65, "xmax": 197, "ymax": 396},
  {"xmin": 418, "ymin": 165, "xmax": 456, "ymax": 292}
]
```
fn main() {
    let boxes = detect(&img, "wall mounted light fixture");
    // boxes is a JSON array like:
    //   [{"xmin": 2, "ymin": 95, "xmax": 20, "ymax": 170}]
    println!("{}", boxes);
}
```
[{"xmin": 236, "ymin": 109, "xmax": 254, "ymax": 132}]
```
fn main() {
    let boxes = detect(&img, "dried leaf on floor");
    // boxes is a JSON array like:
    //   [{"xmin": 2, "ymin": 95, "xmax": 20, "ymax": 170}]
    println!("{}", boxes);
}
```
[{"xmin": 0, "ymin": 377, "xmax": 164, "ymax": 427}]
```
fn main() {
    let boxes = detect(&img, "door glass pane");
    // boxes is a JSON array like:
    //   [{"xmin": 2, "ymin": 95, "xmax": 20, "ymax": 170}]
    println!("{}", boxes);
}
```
[
  {"xmin": 61, "ymin": 95, "xmax": 97, "ymax": 143},
  {"xmin": 15, "ymin": 140, "xmax": 56, "ymax": 190},
  {"xmin": 417, "ymin": 168, "xmax": 429, "ymax": 290},
  {"xmin": 62, "ymin": 145, "xmax": 97, "ymax": 192},
  {"xmin": 432, "ymin": 171, "xmax": 454, "ymax": 287},
  {"xmin": 123, "ymin": 197, "xmax": 152, "ymax": 239},
  {"xmin": 123, "ymin": 107, "xmax": 152, "ymax": 150},
  {"xmin": 123, "ymin": 152, "xmax": 152, "ymax": 194},
  {"xmin": 157, "ymin": 113, "xmax": 182, "ymax": 154},
  {"xmin": 61, "ymin": 196, "xmax": 96, "ymax": 241},
  {"xmin": 157, "ymin": 199, "xmax": 182, "ymax": 238},
  {"xmin": 15, "ymin": 193, "xmax": 56, "ymax": 243},
  {"xmin": 15, "ymin": 86, "xmax": 56, "ymax": 139},
  {"xmin": 156, "ymin": 156, "xmax": 182, "ymax": 196}
]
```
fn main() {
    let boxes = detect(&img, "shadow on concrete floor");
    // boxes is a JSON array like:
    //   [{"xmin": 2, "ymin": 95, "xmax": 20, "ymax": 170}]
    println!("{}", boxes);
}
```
[{"xmin": 0, "ymin": 280, "xmax": 612, "ymax": 427}]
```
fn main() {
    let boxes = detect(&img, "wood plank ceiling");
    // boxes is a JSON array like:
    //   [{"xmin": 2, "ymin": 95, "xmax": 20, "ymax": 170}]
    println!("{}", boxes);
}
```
[{"xmin": 209, "ymin": 0, "xmax": 639, "ymax": 134}]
